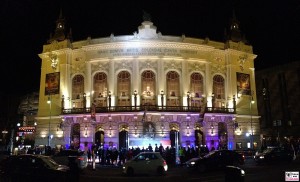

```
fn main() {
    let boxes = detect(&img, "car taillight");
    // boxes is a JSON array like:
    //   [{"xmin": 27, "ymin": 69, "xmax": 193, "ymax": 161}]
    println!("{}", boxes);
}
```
[
  {"xmin": 77, "ymin": 157, "xmax": 84, "ymax": 161},
  {"xmin": 163, "ymin": 160, "xmax": 167, "ymax": 166}
]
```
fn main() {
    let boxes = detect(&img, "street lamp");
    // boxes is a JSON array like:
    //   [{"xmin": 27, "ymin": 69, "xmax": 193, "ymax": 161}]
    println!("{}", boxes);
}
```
[
  {"xmin": 108, "ymin": 91, "xmax": 111, "ymax": 111},
  {"xmin": 187, "ymin": 91, "xmax": 190, "ymax": 110},
  {"xmin": 161, "ymin": 90, "xmax": 164, "ymax": 110},
  {"xmin": 211, "ymin": 93, "xmax": 215, "ymax": 110},
  {"xmin": 47, "ymin": 95, "xmax": 52, "ymax": 147},
  {"xmin": 134, "ymin": 90, "xmax": 137, "ymax": 110},
  {"xmin": 250, "ymin": 91, "xmax": 255, "ymax": 149}
]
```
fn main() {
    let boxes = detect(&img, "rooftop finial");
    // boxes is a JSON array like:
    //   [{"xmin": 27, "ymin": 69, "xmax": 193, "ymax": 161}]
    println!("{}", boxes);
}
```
[{"xmin": 143, "ymin": 10, "xmax": 151, "ymax": 22}]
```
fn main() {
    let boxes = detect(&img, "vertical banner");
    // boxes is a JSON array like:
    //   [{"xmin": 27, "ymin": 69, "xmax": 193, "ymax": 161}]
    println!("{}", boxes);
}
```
[
  {"xmin": 45, "ymin": 72, "xmax": 60, "ymax": 95},
  {"xmin": 236, "ymin": 72, "xmax": 251, "ymax": 96},
  {"xmin": 91, "ymin": 101, "xmax": 96, "ymax": 121}
]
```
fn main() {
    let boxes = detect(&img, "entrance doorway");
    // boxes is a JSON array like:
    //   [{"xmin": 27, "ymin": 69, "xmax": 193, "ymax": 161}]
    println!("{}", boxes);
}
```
[
  {"xmin": 195, "ymin": 130, "xmax": 204, "ymax": 146},
  {"xmin": 95, "ymin": 130, "xmax": 104, "ymax": 147},
  {"xmin": 119, "ymin": 130, "xmax": 128, "ymax": 150}
]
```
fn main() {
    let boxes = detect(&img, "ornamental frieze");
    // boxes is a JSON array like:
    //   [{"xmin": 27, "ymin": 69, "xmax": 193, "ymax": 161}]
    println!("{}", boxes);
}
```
[
  {"xmin": 91, "ymin": 61, "xmax": 109, "ymax": 73},
  {"xmin": 188, "ymin": 62, "xmax": 206, "ymax": 73},
  {"xmin": 164, "ymin": 60, "xmax": 182, "ymax": 72},
  {"xmin": 114, "ymin": 59, "xmax": 133, "ymax": 72},
  {"xmin": 139, "ymin": 59, "xmax": 158, "ymax": 71}
]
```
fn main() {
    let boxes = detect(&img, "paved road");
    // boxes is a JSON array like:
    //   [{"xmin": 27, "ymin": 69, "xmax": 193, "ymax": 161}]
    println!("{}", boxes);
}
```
[{"xmin": 78, "ymin": 158, "xmax": 300, "ymax": 182}]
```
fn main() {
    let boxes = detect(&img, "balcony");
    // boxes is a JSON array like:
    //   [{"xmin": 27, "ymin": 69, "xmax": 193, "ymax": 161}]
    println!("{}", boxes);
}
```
[{"xmin": 62, "ymin": 105, "xmax": 236, "ymax": 114}]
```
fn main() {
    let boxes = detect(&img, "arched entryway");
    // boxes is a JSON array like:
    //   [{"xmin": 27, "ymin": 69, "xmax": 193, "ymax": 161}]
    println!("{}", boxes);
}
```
[
  {"xmin": 218, "ymin": 122, "xmax": 228, "ymax": 149},
  {"xmin": 95, "ymin": 130, "xmax": 104, "ymax": 147},
  {"xmin": 170, "ymin": 130, "xmax": 180, "ymax": 148},
  {"xmin": 119, "ymin": 130, "xmax": 128, "ymax": 150},
  {"xmin": 71, "ymin": 123, "xmax": 80, "ymax": 149},
  {"xmin": 195, "ymin": 130, "xmax": 204, "ymax": 146}
]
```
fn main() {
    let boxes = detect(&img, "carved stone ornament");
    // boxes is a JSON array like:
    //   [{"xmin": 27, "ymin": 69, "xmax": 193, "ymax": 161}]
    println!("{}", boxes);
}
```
[{"xmin": 49, "ymin": 52, "xmax": 58, "ymax": 70}]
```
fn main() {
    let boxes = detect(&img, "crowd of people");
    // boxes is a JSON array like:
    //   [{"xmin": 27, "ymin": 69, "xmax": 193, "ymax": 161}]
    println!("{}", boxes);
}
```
[{"xmin": 86, "ymin": 143, "xmax": 210, "ymax": 166}]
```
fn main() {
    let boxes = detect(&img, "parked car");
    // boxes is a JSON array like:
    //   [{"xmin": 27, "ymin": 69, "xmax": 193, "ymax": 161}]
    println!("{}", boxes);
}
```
[
  {"xmin": 52, "ymin": 149, "xmax": 88, "ymax": 171},
  {"xmin": 122, "ymin": 152, "xmax": 168, "ymax": 176},
  {"xmin": 0, "ymin": 154, "xmax": 70, "ymax": 182},
  {"xmin": 198, "ymin": 145, "xmax": 210, "ymax": 157},
  {"xmin": 234, "ymin": 148, "xmax": 256, "ymax": 157},
  {"xmin": 254, "ymin": 146, "xmax": 295, "ymax": 164},
  {"xmin": 185, "ymin": 150, "xmax": 245, "ymax": 173}
]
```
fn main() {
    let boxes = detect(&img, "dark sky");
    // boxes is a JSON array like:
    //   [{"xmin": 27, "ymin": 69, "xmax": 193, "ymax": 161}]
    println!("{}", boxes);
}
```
[{"xmin": 1, "ymin": 0, "xmax": 300, "ymax": 96}]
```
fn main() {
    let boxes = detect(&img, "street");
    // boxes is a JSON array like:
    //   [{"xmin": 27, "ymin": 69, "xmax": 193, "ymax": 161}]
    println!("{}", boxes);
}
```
[{"xmin": 79, "ymin": 158, "xmax": 300, "ymax": 182}]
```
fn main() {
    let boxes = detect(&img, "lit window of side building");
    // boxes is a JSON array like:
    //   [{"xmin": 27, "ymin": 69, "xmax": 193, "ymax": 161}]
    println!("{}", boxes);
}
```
[{"xmin": 35, "ymin": 13, "xmax": 260, "ymax": 152}]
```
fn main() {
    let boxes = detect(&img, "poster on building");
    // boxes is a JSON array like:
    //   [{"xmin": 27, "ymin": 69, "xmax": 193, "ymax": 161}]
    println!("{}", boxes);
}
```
[
  {"xmin": 236, "ymin": 72, "xmax": 251, "ymax": 96},
  {"xmin": 45, "ymin": 72, "xmax": 60, "ymax": 95}
]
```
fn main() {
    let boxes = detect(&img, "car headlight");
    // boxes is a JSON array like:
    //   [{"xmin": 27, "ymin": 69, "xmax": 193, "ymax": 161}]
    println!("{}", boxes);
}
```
[
  {"xmin": 259, "ymin": 156, "xmax": 264, "ymax": 159},
  {"xmin": 241, "ymin": 169, "xmax": 245, "ymax": 176},
  {"xmin": 190, "ymin": 161, "xmax": 195, "ymax": 165}
]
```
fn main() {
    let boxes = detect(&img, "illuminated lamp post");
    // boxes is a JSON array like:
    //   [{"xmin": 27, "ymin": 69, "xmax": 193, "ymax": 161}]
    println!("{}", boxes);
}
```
[
  {"xmin": 161, "ymin": 90, "xmax": 164, "ymax": 110},
  {"xmin": 250, "ymin": 91, "xmax": 255, "ymax": 149},
  {"xmin": 134, "ymin": 90, "xmax": 137, "ymax": 110},
  {"xmin": 47, "ymin": 94, "xmax": 52, "ymax": 147},
  {"xmin": 108, "ymin": 91, "xmax": 111, "ymax": 111},
  {"xmin": 187, "ymin": 91, "xmax": 190, "ymax": 110}
]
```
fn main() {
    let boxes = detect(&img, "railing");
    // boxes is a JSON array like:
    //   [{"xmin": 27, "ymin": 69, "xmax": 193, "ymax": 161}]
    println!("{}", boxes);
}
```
[
  {"xmin": 205, "ymin": 107, "xmax": 236, "ymax": 113},
  {"xmin": 62, "ymin": 105, "xmax": 236, "ymax": 114}
]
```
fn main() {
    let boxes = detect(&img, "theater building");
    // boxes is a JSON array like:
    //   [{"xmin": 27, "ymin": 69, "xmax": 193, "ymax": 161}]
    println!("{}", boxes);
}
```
[{"xmin": 35, "ymin": 12, "xmax": 260, "ymax": 151}]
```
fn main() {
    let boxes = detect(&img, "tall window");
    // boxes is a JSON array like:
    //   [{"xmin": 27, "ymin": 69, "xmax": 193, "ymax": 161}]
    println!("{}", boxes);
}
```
[
  {"xmin": 141, "ymin": 70, "xmax": 156, "ymax": 105},
  {"xmin": 72, "ymin": 75, "xmax": 84, "ymax": 100},
  {"xmin": 93, "ymin": 72, "xmax": 108, "ymax": 107},
  {"xmin": 190, "ymin": 73, "xmax": 203, "ymax": 97},
  {"xmin": 167, "ymin": 71, "xmax": 180, "ymax": 106},
  {"xmin": 190, "ymin": 72, "xmax": 204, "ymax": 107},
  {"xmin": 117, "ymin": 71, "xmax": 131, "ymax": 106},
  {"xmin": 213, "ymin": 75, "xmax": 225, "ymax": 107}
]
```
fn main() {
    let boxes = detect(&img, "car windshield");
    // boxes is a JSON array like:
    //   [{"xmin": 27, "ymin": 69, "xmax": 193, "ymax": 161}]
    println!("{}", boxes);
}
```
[
  {"xmin": 203, "ymin": 150, "xmax": 217, "ymax": 158},
  {"xmin": 262, "ymin": 148, "xmax": 275, "ymax": 154}
]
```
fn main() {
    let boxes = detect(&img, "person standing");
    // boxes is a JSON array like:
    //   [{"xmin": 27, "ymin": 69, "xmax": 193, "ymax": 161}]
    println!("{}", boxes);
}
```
[{"xmin": 91, "ymin": 144, "xmax": 97, "ymax": 170}]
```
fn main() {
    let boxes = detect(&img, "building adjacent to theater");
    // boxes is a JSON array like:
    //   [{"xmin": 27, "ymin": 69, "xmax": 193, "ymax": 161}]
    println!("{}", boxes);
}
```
[
  {"xmin": 35, "ymin": 12, "xmax": 260, "ymax": 151},
  {"xmin": 256, "ymin": 61, "xmax": 300, "ymax": 146}
]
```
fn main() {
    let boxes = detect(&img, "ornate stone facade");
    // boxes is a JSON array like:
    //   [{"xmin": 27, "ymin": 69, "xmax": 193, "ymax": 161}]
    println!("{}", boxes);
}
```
[{"xmin": 36, "ymin": 19, "xmax": 260, "ymax": 151}]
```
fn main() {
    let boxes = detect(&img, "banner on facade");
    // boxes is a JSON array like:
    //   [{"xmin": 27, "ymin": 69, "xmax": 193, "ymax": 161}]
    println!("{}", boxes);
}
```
[
  {"xmin": 236, "ymin": 72, "xmax": 251, "ymax": 96},
  {"xmin": 91, "ymin": 101, "xmax": 96, "ymax": 121},
  {"xmin": 45, "ymin": 72, "xmax": 60, "ymax": 95}
]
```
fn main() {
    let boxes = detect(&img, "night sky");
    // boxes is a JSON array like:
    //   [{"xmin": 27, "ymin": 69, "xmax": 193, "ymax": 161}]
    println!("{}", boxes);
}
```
[{"xmin": 1, "ymin": 0, "xmax": 300, "ymax": 96}]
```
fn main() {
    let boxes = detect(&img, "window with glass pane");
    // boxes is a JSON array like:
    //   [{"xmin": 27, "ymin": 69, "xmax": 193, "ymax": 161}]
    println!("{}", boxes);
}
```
[
  {"xmin": 117, "ymin": 71, "xmax": 131, "ymax": 106},
  {"xmin": 213, "ymin": 75, "xmax": 225, "ymax": 108},
  {"xmin": 167, "ymin": 71, "xmax": 180, "ymax": 106},
  {"xmin": 72, "ymin": 75, "xmax": 84, "ymax": 100},
  {"xmin": 93, "ymin": 72, "xmax": 108, "ymax": 106},
  {"xmin": 190, "ymin": 72, "xmax": 203, "ymax": 97},
  {"xmin": 93, "ymin": 72, "xmax": 108, "ymax": 97},
  {"xmin": 141, "ymin": 70, "xmax": 156, "ymax": 105},
  {"xmin": 190, "ymin": 72, "xmax": 203, "ymax": 107}
]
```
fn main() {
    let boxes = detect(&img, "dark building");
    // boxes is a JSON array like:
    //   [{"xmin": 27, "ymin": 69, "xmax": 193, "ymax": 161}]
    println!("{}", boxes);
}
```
[{"xmin": 256, "ymin": 61, "xmax": 300, "ymax": 146}]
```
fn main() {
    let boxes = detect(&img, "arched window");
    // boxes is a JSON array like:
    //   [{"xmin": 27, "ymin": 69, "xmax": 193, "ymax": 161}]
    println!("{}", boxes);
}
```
[
  {"xmin": 167, "ymin": 71, "xmax": 180, "ymax": 106},
  {"xmin": 213, "ymin": 75, "xmax": 225, "ymax": 107},
  {"xmin": 190, "ymin": 72, "xmax": 204, "ymax": 107},
  {"xmin": 141, "ymin": 70, "xmax": 156, "ymax": 105},
  {"xmin": 213, "ymin": 75, "xmax": 225, "ymax": 99},
  {"xmin": 72, "ymin": 75, "xmax": 84, "ymax": 108},
  {"xmin": 93, "ymin": 72, "xmax": 108, "ymax": 107},
  {"xmin": 117, "ymin": 71, "xmax": 131, "ymax": 106}
]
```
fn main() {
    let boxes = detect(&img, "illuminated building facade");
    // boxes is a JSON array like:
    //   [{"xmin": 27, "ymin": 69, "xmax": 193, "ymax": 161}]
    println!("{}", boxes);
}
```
[{"xmin": 35, "ymin": 12, "xmax": 260, "ymax": 151}]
